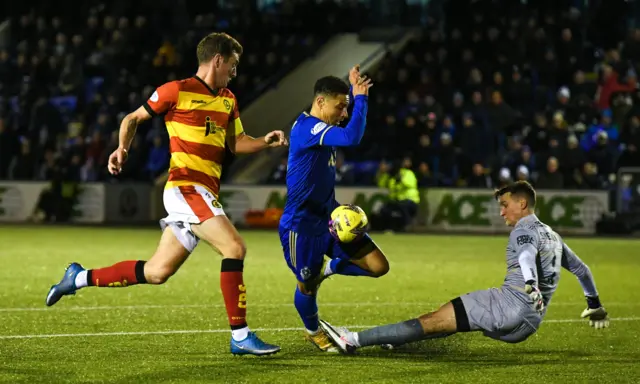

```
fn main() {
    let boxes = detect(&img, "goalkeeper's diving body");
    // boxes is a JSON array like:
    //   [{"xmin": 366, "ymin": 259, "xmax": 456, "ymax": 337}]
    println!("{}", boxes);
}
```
[
  {"xmin": 279, "ymin": 66, "xmax": 390, "ymax": 352},
  {"xmin": 321, "ymin": 181, "xmax": 610, "ymax": 353}
]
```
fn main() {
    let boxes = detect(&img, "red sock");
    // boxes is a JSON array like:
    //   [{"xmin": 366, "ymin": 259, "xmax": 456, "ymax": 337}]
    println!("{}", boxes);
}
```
[
  {"xmin": 220, "ymin": 259, "xmax": 247, "ymax": 329},
  {"xmin": 88, "ymin": 260, "xmax": 147, "ymax": 287}
]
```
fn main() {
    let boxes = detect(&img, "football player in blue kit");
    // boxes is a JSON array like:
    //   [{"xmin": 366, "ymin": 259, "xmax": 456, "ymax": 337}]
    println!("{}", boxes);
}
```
[{"xmin": 279, "ymin": 66, "xmax": 390, "ymax": 351}]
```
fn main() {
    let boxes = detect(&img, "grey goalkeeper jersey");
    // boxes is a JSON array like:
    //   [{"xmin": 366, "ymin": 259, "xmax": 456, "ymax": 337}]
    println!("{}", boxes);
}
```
[{"xmin": 503, "ymin": 214, "xmax": 599, "ymax": 304}]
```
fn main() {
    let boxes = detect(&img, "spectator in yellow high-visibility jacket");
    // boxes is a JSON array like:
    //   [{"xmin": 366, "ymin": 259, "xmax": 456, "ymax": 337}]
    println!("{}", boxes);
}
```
[{"xmin": 374, "ymin": 157, "xmax": 420, "ymax": 232}]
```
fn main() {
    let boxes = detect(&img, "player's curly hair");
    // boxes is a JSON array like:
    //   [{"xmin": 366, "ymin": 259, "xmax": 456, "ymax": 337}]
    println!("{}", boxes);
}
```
[
  {"xmin": 494, "ymin": 180, "xmax": 536, "ymax": 209},
  {"xmin": 196, "ymin": 32, "xmax": 243, "ymax": 65}
]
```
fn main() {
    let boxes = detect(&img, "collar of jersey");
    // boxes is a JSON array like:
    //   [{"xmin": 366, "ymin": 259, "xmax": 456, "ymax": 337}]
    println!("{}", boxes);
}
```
[
  {"xmin": 194, "ymin": 75, "xmax": 219, "ymax": 96},
  {"xmin": 515, "ymin": 213, "xmax": 538, "ymax": 228}
]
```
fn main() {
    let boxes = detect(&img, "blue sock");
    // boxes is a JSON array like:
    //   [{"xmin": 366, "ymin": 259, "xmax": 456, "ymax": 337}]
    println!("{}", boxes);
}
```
[
  {"xmin": 328, "ymin": 258, "xmax": 373, "ymax": 277},
  {"xmin": 294, "ymin": 287, "xmax": 319, "ymax": 333}
]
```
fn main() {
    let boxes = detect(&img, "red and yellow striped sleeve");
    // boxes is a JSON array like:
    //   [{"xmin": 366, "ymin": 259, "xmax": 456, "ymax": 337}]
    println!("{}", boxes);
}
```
[{"xmin": 144, "ymin": 81, "xmax": 179, "ymax": 116}]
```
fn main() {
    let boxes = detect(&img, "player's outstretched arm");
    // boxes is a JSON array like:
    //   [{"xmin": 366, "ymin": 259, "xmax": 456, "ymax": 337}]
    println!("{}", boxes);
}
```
[
  {"xmin": 235, "ymin": 131, "xmax": 288, "ymax": 154},
  {"xmin": 561, "ymin": 243, "xmax": 610, "ymax": 329},
  {"xmin": 316, "ymin": 77, "xmax": 372, "ymax": 147},
  {"xmin": 107, "ymin": 106, "xmax": 152, "ymax": 175},
  {"xmin": 226, "ymin": 95, "xmax": 288, "ymax": 154},
  {"xmin": 109, "ymin": 81, "xmax": 178, "ymax": 175}
]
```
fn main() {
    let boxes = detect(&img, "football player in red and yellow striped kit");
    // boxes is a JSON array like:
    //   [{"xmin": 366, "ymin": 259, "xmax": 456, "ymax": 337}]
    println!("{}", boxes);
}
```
[{"xmin": 46, "ymin": 33, "xmax": 286, "ymax": 356}]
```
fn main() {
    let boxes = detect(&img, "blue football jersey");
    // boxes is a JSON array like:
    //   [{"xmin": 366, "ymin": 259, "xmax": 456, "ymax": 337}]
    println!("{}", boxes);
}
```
[
  {"xmin": 279, "ymin": 113, "xmax": 338, "ymax": 234},
  {"xmin": 279, "ymin": 94, "xmax": 369, "ymax": 235}
]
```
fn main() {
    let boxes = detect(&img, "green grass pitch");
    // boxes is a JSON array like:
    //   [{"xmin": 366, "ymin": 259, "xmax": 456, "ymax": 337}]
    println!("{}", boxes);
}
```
[{"xmin": 1, "ymin": 226, "xmax": 639, "ymax": 383}]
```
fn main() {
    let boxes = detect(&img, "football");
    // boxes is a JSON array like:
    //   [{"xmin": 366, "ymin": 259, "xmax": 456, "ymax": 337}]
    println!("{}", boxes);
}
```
[{"xmin": 329, "ymin": 204, "xmax": 369, "ymax": 243}]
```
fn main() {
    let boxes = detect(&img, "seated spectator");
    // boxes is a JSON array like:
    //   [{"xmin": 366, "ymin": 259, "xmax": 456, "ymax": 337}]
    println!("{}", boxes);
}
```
[
  {"xmin": 467, "ymin": 163, "xmax": 492, "ymax": 189},
  {"xmin": 416, "ymin": 161, "xmax": 436, "ymax": 187},
  {"xmin": 536, "ymin": 156, "xmax": 564, "ymax": 189}
]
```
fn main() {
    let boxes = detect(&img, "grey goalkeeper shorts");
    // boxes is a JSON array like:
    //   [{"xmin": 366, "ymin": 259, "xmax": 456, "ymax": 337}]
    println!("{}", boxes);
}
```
[{"xmin": 452, "ymin": 286, "xmax": 543, "ymax": 344}]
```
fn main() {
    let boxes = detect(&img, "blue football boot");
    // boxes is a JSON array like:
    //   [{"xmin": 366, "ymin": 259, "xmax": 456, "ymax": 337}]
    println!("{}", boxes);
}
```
[
  {"xmin": 230, "ymin": 332, "xmax": 281, "ymax": 356},
  {"xmin": 46, "ymin": 263, "xmax": 85, "ymax": 306}
]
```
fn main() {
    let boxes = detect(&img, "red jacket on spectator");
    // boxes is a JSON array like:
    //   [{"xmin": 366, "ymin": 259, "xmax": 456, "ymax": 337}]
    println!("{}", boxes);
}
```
[{"xmin": 596, "ymin": 71, "xmax": 636, "ymax": 110}]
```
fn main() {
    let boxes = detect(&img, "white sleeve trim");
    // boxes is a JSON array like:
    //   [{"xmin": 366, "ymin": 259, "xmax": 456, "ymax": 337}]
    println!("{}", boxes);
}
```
[{"xmin": 319, "ymin": 126, "xmax": 333, "ymax": 146}]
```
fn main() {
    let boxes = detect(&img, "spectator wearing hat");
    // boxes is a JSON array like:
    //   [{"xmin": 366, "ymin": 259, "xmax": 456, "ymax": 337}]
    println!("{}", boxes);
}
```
[
  {"xmin": 551, "ymin": 86, "xmax": 578, "ymax": 124},
  {"xmin": 516, "ymin": 165, "xmax": 531, "ymax": 182},
  {"xmin": 581, "ymin": 109, "xmax": 620, "ymax": 151},
  {"xmin": 496, "ymin": 167, "xmax": 512, "ymax": 188},
  {"xmin": 587, "ymin": 131, "xmax": 617, "ymax": 178}
]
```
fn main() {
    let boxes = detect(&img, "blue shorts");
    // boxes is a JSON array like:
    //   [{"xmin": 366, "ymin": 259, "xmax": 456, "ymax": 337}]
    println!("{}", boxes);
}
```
[{"xmin": 279, "ymin": 228, "xmax": 376, "ymax": 283}]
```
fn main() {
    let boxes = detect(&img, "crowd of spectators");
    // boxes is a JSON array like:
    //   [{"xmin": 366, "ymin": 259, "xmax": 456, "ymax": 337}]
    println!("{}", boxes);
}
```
[
  {"xmin": 0, "ymin": 0, "xmax": 369, "ymax": 183},
  {"xmin": 3, "ymin": 0, "xmax": 639, "ymax": 196},
  {"xmin": 268, "ymin": 1, "xmax": 640, "ymax": 193}
]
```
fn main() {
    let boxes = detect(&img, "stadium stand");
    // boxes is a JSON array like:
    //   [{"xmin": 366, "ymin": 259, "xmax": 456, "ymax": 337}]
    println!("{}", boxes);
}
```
[
  {"xmin": 264, "ymin": 1, "xmax": 640, "ymax": 195},
  {"xmin": 1, "ymin": 0, "xmax": 639, "ymax": 228},
  {"xmin": 0, "ymin": 0, "xmax": 369, "ymax": 182}
]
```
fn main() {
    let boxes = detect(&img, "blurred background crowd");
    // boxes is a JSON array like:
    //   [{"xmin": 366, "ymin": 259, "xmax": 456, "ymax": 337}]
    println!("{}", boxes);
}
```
[
  {"xmin": 1, "ymin": 0, "xmax": 639, "ymax": 197},
  {"xmin": 0, "ymin": 0, "xmax": 368, "ymax": 183}
]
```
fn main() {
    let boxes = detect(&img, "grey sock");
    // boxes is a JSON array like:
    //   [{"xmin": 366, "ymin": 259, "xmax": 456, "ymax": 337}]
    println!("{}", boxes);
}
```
[{"xmin": 356, "ymin": 319, "xmax": 424, "ymax": 347}]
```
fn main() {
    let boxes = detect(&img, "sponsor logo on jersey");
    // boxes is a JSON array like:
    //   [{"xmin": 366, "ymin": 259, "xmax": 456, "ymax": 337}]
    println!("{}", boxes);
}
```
[
  {"xmin": 516, "ymin": 234, "xmax": 534, "ymax": 246},
  {"xmin": 311, "ymin": 122, "xmax": 327, "ymax": 135}
]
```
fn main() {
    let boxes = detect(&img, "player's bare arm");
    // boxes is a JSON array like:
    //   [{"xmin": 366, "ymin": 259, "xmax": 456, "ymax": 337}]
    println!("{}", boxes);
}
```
[
  {"xmin": 107, "ymin": 105, "xmax": 153, "ymax": 175},
  {"xmin": 234, "ymin": 130, "xmax": 288, "ymax": 154}
]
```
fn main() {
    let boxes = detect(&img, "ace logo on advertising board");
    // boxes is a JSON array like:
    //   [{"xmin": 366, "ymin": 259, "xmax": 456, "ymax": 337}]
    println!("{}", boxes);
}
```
[{"xmin": 427, "ymin": 189, "xmax": 608, "ymax": 234}]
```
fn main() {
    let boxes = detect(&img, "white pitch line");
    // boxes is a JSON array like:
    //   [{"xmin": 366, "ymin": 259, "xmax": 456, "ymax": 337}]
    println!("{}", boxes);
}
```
[
  {"xmin": 0, "ymin": 302, "xmax": 633, "ymax": 313},
  {"xmin": 544, "ymin": 317, "xmax": 636, "ymax": 323},
  {"xmin": 1, "ymin": 318, "xmax": 638, "ymax": 340},
  {"xmin": 0, "ymin": 326, "xmax": 368, "ymax": 340}
]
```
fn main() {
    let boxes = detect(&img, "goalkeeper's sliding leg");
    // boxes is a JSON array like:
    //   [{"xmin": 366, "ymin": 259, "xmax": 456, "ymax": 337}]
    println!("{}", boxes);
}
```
[{"xmin": 321, "ymin": 287, "xmax": 544, "ymax": 353}]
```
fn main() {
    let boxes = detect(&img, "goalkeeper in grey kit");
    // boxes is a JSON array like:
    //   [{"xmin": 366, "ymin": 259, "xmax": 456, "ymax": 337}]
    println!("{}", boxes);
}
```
[{"xmin": 321, "ymin": 181, "xmax": 610, "ymax": 353}]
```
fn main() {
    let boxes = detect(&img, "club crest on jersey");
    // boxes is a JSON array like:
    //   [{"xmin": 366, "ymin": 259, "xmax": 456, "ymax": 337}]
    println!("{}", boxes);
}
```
[
  {"xmin": 224, "ymin": 99, "xmax": 231, "ymax": 111},
  {"xmin": 300, "ymin": 267, "xmax": 312, "ymax": 281},
  {"xmin": 150, "ymin": 91, "xmax": 159, "ymax": 102},
  {"xmin": 311, "ymin": 122, "xmax": 327, "ymax": 135}
]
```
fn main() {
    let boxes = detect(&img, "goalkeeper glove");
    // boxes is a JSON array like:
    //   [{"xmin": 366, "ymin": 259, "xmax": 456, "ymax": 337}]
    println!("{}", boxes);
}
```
[
  {"xmin": 581, "ymin": 296, "xmax": 609, "ymax": 329},
  {"xmin": 525, "ymin": 281, "xmax": 545, "ymax": 314}
]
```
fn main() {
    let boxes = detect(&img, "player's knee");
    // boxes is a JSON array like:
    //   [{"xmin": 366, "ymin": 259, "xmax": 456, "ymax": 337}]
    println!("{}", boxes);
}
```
[
  {"xmin": 370, "ymin": 258, "xmax": 390, "ymax": 277},
  {"xmin": 494, "ymin": 325, "xmax": 536, "ymax": 344},
  {"xmin": 501, "ymin": 334, "xmax": 530, "ymax": 344},
  {"xmin": 298, "ymin": 282, "xmax": 317, "ymax": 295},
  {"xmin": 144, "ymin": 264, "xmax": 176, "ymax": 285},
  {"xmin": 222, "ymin": 239, "xmax": 247, "ymax": 260}
]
